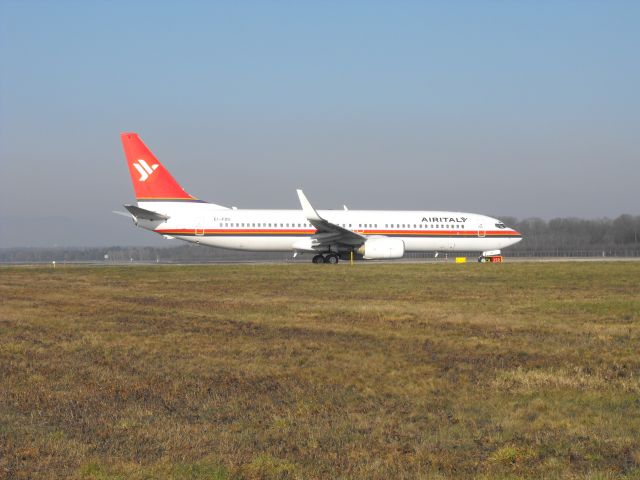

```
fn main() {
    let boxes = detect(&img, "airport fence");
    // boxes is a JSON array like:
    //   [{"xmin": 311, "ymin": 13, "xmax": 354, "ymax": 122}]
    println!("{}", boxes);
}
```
[
  {"xmin": 2, "ymin": 247, "xmax": 640, "ymax": 264},
  {"xmin": 404, "ymin": 249, "xmax": 640, "ymax": 260}
]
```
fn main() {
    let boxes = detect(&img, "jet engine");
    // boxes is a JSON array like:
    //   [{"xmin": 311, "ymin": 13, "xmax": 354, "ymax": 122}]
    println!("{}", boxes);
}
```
[{"xmin": 357, "ymin": 237, "xmax": 405, "ymax": 259}]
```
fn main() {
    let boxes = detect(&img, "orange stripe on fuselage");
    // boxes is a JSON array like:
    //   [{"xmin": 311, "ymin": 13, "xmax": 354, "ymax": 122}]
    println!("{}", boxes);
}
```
[{"xmin": 155, "ymin": 228, "xmax": 521, "ymax": 236}]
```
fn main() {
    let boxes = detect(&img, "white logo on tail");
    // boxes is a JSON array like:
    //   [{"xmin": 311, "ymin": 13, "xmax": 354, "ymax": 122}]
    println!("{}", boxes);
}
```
[{"xmin": 133, "ymin": 159, "xmax": 159, "ymax": 182}]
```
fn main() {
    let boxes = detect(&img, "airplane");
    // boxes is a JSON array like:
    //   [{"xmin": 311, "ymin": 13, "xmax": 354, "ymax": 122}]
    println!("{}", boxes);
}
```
[{"xmin": 118, "ymin": 132, "xmax": 522, "ymax": 263}]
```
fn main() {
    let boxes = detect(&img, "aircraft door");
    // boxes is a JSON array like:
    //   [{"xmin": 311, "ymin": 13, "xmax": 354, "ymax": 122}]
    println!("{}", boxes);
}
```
[
  {"xmin": 195, "ymin": 218, "xmax": 205, "ymax": 236},
  {"xmin": 478, "ymin": 224, "xmax": 486, "ymax": 238}
]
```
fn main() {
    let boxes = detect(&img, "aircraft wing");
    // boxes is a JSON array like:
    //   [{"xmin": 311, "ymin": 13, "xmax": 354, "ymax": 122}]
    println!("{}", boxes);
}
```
[{"xmin": 296, "ymin": 190, "xmax": 365, "ymax": 247}]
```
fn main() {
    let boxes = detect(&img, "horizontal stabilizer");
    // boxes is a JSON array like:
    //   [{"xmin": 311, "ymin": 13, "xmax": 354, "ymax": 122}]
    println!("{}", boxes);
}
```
[{"xmin": 124, "ymin": 204, "xmax": 169, "ymax": 221}]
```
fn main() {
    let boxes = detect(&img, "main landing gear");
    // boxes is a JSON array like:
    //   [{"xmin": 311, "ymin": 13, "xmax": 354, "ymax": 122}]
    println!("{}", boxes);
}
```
[{"xmin": 312, "ymin": 253, "xmax": 340, "ymax": 264}]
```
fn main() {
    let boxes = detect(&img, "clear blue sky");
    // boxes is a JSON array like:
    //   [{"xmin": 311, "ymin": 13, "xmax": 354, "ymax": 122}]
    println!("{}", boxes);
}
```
[{"xmin": 1, "ymin": 1, "xmax": 638, "ymax": 246}]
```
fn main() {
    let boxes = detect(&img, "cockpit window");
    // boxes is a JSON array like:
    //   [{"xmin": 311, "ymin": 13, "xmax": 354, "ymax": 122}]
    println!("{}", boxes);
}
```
[{"xmin": 495, "ymin": 223, "xmax": 507, "ymax": 229}]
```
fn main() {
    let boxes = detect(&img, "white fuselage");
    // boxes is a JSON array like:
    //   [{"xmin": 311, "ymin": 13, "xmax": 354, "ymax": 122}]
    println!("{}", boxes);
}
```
[{"xmin": 135, "ymin": 201, "xmax": 522, "ymax": 254}]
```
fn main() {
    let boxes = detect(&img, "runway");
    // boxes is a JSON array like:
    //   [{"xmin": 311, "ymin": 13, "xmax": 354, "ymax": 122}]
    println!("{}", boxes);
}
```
[{"xmin": 3, "ymin": 256, "xmax": 639, "ymax": 267}]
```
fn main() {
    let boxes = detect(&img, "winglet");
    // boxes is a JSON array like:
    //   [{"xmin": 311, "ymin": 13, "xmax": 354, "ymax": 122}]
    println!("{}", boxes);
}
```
[{"xmin": 296, "ymin": 189, "xmax": 323, "ymax": 222}]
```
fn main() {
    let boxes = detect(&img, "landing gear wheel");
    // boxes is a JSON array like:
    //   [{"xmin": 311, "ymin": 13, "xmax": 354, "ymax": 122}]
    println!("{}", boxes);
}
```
[
  {"xmin": 312, "ymin": 254, "xmax": 325, "ymax": 264},
  {"xmin": 326, "ymin": 254, "xmax": 339, "ymax": 265}
]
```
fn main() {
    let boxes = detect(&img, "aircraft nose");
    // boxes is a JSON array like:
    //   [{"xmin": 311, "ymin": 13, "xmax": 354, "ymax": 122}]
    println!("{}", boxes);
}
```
[{"xmin": 512, "ymin": 229, "xmax": 523, "ymax": 244}]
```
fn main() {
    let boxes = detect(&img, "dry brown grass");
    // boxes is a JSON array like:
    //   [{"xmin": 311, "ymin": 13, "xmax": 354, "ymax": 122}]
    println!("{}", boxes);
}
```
[{"xmin": 1, "ymin": 262, "xmax": 639, "ymax": 479}]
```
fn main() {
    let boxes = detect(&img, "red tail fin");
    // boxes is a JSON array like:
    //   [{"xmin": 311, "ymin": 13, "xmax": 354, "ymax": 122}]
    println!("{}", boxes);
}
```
[{"xmin": 121, "ymin": 132, "xmax": 197, "ymax": 201}]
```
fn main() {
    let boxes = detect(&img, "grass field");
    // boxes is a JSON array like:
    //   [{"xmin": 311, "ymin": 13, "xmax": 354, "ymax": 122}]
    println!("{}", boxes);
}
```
[{"xmin": 1, "ymin": 262, "xmax": 639, "ymax": 479}]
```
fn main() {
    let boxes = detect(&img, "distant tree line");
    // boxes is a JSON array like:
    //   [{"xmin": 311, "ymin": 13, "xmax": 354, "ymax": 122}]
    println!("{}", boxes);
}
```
[
  {"xmin": 1, "ymin": 215, "xmax": 639, "ymax": 262},
  {"xmin": 499, "ymin": 214, "xmax": 640, "ymax": 257}
]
